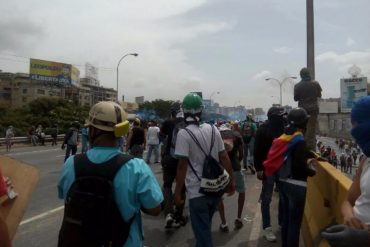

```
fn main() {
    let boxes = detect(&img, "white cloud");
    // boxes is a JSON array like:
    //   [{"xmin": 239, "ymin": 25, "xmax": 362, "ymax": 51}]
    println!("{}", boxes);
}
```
[
  {"xmin": 273, "ymin": 46, "xmax": 292, "ymax": 54},
  {"xmin": 252, "ymin": 70, "xmax": 271, "ymax": 81},
  {"xmin": 132, "ymin": 79, "xmax": 146, "ymax": 88},
  {"xmin": 181, "ymin": 77, "xmax": 202, "ymax": 90},
  {"xmin": 316, "ymin": 51, "xmax": 370, "ymax": 64},
  {"xmin": 346, "ymin": 37, "xmax": 356, "ymax": 47}
]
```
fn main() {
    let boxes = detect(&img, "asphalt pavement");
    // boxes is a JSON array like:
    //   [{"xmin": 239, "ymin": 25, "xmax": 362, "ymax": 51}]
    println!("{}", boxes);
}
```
[
  {"xmin": 316, "ymin": 136, "xmax": 357, "ymax": 180},
  {"xmin": 2, "ymin": 144, "xmax": 282, "ymax": 247}
]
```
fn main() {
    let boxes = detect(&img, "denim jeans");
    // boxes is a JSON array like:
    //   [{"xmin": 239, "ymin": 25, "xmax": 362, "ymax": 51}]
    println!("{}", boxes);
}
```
[
  {"xmin": 280, "ymin": 181, "xmax": 307, "ymax": 247},
  {"xmin": 243, "ymin": 138, "xmax": 255, "ymax": 167},
  {"xmin": 260, "ymin": 175, "xmax": 283, "ymax": 229},
  {"xmin": 146, "ymin": 144, "xmax": 159, "ymax": 163},
  {"xmin": 189, "ymin": 196, "xmax": 221, "ymax": 247}
]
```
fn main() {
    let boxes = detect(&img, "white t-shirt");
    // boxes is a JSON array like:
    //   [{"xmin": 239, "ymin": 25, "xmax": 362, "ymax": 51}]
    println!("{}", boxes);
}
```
[
  {"xmin": 354, "ymin": 158, "xmax": 370, "ymax": 225},
  {"xmin": 147, "ymin": 126, "xmax": 160, "ymax": 145},
  {"xmin": 175, "ymin": 123, "xmax": 225, "ymax": 199}
]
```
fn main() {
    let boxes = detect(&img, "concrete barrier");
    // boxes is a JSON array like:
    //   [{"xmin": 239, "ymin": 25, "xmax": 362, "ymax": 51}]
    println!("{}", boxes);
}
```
[{"xmin": 302, "ymin": 161, "xmax": 352, "ymax": 247}]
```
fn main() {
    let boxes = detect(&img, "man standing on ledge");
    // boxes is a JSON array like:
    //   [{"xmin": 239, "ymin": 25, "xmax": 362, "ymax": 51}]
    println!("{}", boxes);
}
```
[{"xmin": 294, "ymin": 67, "xmax": 322, "ymax": 150}]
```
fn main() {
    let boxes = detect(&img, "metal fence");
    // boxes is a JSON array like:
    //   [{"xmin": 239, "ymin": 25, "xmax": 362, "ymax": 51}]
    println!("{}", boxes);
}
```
[{"xmin": 0, "ymin": 134, "xmax": 66, "ymax": 145}]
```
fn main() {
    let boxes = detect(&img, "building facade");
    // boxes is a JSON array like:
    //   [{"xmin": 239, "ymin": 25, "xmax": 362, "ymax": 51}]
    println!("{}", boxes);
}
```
[{"xmin": 0, "ymin": 71, "xmax": 117, "ymax": 108}]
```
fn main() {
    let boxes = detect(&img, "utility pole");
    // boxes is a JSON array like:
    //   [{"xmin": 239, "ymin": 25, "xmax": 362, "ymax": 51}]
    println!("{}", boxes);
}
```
[{"xmin": 307, "ymin": 0, "xmax": 315, "ymax": 80}]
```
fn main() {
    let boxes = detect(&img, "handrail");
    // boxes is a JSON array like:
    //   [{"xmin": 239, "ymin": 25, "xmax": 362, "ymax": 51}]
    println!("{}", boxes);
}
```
[
  {"xmin": 0, "ymin": 134, "xmax": 66, "ymax": 145},
  {"xmin": 302, "ymin": 161, "xmax": 352, "ymax": 247}
]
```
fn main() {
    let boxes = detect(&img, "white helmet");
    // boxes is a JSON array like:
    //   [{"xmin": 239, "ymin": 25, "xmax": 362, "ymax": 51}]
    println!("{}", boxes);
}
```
[{"xmin": 85, "ymin": 101, "xmax": 128, "ymax": 134}]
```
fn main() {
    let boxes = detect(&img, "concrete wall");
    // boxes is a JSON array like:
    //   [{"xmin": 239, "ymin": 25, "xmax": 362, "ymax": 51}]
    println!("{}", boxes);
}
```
[{"xmin": 317, "ymin": 113, "xmax": 352, "ymax": 139}]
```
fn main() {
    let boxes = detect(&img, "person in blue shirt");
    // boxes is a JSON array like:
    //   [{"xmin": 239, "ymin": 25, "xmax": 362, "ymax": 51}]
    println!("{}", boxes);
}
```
[
  {"xmin": 80, "ymin": 126, "xmax": 89, "ymax": 153},
  {"xmin": 58, "ymin": 101, "xmax": 163, "ymax": 247}
]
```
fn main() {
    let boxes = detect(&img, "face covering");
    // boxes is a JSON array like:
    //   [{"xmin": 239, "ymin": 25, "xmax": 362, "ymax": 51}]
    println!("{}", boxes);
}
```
[{"xmin": 351, "ymin": 122, "xmax": 370, "ymax": 157}]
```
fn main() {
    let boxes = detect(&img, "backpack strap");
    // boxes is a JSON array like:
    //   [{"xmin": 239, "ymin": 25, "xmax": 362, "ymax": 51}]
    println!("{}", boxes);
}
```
[
  {"xmin": 74, "ymin": 153, "xmax": 134, "ymax": 181},
  {"xmin": 183, "ymin": 128, "xmax": 207, "ymax": 156},
  {"xmin": 183, "ymin": 125, "xmax": 216, "ymax": 182}
]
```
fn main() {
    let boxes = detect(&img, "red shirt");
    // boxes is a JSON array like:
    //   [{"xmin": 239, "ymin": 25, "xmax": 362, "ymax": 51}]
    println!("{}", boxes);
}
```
[{"xmin": 0, "ymin": 170, "xmax": 7, "ymax": 197}]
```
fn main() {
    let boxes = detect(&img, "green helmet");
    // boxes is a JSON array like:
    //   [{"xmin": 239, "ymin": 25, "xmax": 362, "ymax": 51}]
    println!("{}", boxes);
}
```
[{"xmin": 182, "ymin": 93, "xmax": 203, "ymax": 114}]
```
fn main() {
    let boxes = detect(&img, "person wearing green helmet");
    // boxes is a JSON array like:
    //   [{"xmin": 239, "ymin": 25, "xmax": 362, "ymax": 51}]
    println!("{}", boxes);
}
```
[
  {"xmin": 174, "ymin": 92, "xmax": 235, "ymax": 247},
  {"xmin": 181, "ymin": 92, "xmax": 204, "ymax": 124}
]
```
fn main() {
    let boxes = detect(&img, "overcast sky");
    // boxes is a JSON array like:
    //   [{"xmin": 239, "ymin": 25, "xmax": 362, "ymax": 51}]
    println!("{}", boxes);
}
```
[{"xmin": 0, "ymin": 0, "xmax": 369, "ymax": 110}]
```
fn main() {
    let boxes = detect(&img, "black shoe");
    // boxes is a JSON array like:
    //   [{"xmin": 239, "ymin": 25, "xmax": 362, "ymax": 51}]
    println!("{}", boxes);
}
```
[
  {"xmin": 174, "ymin": 215, "xmax": 188, "ymax": 227},
  {"xmin": 165, "ymin": 213, "xmax": 174, "ymax": 229}
]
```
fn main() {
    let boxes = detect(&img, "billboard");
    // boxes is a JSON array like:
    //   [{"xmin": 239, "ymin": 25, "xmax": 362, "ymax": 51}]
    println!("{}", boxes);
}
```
[
  {"xmin": 340, "ymin": 77, "xmax": 368, "ymax": 112},
  {"xmin": 135, "ymin": 96, "xmax": 144, "ymax": 104},
  {"xmin": 191, "ymin": 91, "xmax": 203, "ymax": 99},
  {"xmin": 71, "ymin": 66, "xmax": 80, "ymax": 87},
  {"xmin": 319, "ymin": 101, "xmax": 338, "ymax": 114},
  {"xmin": 30, "ymin": 59, "xmax": 74, "ymax": 84}
]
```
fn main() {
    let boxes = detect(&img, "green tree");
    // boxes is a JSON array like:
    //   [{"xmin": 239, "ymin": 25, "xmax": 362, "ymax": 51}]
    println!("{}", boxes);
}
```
[
  {"xmin": 0, "ymin": 97, "xmax": 89, "ymax": 136},
  {"xmin": 138, "ymin": 99, "xmax": 174, "ymax": 120}
]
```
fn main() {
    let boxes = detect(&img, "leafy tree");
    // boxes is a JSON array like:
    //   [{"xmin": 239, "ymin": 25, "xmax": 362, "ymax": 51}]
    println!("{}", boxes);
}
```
[
  {"xmin": 0, "ymin": 97, "xmax": 89, "ymax": 136},
  {"xmin": 138, "ymin": 99, "xmax": 174, "ymax": 121}
]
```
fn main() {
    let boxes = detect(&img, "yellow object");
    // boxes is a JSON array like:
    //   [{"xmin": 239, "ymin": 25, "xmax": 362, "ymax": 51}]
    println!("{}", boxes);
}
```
[
  {"xmin": 114, "ymin": 120, "xmax": 130, "ymax": 137},
  {"xmin": 302, "ymin": 161, "xmax": 352, "ymax": 247}
]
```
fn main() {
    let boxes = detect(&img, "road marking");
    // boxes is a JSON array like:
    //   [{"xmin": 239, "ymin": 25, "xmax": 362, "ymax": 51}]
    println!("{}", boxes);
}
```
[
  {"xmin": 20, "ymin": 205, "xmax": 64, "ymax": 226},
  {"xmin": 5, "ymin": 148, "xmax": 60, "ymax": 156}
]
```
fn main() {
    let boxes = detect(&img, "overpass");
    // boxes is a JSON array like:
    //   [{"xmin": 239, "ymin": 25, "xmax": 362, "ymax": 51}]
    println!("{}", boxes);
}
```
[{"xmin": 0, "ymin": 143, "xmax": 353, "ymax": 247}]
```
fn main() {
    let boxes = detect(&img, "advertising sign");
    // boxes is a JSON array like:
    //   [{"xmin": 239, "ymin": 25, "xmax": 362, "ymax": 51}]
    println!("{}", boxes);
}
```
[
  {"xmin": 71, "ymin": 65, "xmax": 80, "ymax": 87},
  {"xmin": 340, "ymin": 77, "xmax": 368, "ymax": 112},
  {"xmin": 30, "ymin": 59, "xmax": 72, "ymax": 84},
  {"xmin": 135, "ymin": 96, "xmax": 144, "ymax": 104},
  {"xmin": 319, "ymin": 100, "xmax": 338, "ymax": 114}
]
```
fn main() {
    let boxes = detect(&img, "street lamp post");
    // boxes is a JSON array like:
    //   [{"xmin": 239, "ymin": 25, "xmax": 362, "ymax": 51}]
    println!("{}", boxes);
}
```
[
  {"xmin": 116, "ymin": 53, "xmax": 139, "ymax": 101},
  {"xmin": 265, "ymin": 76, "xmax": 297, "ymax": 106},
  {"xmin": 307, "ymin": 0, "xmax": 315, "ymax": 79}
]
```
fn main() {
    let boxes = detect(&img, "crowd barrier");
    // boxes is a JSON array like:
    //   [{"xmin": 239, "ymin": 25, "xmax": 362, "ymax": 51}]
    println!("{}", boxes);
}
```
[{"xmin": 302, "ymin": 161, "xmax": 352, "ymax": 247}]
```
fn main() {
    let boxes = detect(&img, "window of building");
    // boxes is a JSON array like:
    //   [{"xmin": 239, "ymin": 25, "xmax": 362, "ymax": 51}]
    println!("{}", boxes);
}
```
[
  {"xmin": 37, "ymin": 89, "xmax": 45, "ymax": 95},
  {"xmin": 23, "ymin": 89, "xmax": 28, "ymax": 94},
  {"xmin": 22, "ymin": 96, "xmax": 27, "ymax": 102}
]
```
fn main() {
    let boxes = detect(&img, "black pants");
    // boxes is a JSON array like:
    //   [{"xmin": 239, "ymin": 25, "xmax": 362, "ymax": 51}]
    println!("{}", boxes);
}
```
[
  {"xmin": 161, "ymin": 155, "xmax": 185, "ymax": 216},
  {"xmin": 64, "ymin": 145, "xmax": 77, "ymax": 162}
]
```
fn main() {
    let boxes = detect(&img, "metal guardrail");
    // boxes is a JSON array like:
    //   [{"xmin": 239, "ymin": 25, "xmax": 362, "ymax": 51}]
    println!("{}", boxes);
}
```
[{"xmin": 0, "ymin": 134, "xmax": 66, "ymax": 145}]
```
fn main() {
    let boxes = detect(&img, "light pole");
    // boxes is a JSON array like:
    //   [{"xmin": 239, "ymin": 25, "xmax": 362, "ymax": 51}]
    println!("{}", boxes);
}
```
[
  {"xmin": 116, "ymin": 53, "xmax": 138, "ymax": 101},
  {"xmin": 307, "ymin": 0, "xmax": 315, "ymax": 79},
  {"xmin": 265, "ymin": 76, "xmax": 297, "ymax": 106}
]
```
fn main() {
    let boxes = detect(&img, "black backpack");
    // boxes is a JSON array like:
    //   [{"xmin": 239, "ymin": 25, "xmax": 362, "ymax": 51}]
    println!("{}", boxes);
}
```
[{"xmin": 58, "ymin": 154, "xmax": 134, "ymax": 247}]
